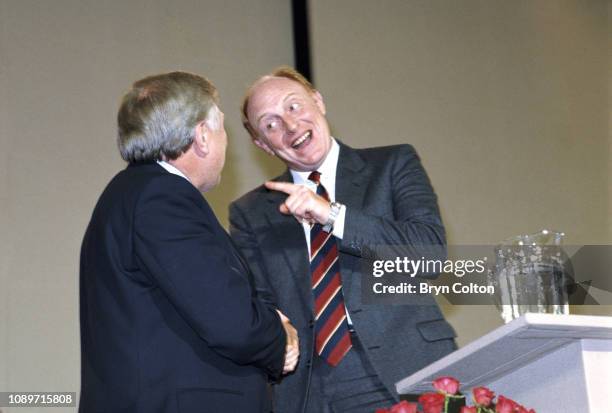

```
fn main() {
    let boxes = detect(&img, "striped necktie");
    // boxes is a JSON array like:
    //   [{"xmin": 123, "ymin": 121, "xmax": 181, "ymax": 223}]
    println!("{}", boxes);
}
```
[{"xmin": 308, "ymin": 171, "xmax": 352, "ymax": 366}]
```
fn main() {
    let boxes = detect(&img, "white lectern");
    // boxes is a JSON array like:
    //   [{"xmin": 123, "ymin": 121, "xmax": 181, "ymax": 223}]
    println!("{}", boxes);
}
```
[{"xmin": 395, "ymin": 314, "xmax": 612, "ymax": 413}]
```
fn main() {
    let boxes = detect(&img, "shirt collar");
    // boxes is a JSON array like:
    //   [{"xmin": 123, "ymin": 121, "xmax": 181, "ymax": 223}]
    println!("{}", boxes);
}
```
[
  {"xmin": 157, "ymin": 160, "xmax": 191, "ymax": 182},
  {"xmin": 290, "ymin": 138, "xmax": 339, "ymax": 186}
]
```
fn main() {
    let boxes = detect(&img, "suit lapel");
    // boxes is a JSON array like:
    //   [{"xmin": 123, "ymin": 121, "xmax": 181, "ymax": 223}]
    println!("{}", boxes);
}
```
[
  {"xmin": 335, "ymin": 142, "xmax": 368, "ymax": 213},
  {"xmin": 262, "ymin": 145, "xmax": 371, "ymax": 311},
  {"xmin": 335, "ymin": 142, "xmax": 369, "ymax": 299},
  {"xmin": 263, "ymin": 170, "xmax": 313, "ymax": 309}
]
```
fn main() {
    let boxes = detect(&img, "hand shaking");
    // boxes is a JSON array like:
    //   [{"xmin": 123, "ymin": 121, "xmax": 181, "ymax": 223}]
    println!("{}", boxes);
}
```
[{"xmin": 276, "ymin": 309, "xmax": 299, "ymax": 374}]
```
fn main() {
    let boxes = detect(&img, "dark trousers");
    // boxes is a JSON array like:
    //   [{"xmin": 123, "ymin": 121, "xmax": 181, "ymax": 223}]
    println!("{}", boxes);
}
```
[{"xmin": 305, "ymin": 332, "xmax": 396, "ymax": 413}]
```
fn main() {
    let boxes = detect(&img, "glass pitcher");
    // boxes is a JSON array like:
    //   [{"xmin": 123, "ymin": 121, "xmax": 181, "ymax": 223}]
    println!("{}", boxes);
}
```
[{"xmin": 488, "ymin": 229, "xmax": 569, "ymax": 323}]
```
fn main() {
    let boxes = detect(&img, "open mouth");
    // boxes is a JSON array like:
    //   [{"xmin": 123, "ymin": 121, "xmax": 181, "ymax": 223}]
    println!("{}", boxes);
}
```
[{"xmin": 291, "ymin": 131, "xmax": 312, "ymax": 149}]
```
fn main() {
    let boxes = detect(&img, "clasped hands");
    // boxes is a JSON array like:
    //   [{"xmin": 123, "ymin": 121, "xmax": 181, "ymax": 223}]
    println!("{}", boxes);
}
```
[
  {"xmin": 265, "ymin": 181, "xmax": 330, "ymax": 226},
  {"xmin": 276, "ymin": 310, "xmax": 299, "ymax": 374}
]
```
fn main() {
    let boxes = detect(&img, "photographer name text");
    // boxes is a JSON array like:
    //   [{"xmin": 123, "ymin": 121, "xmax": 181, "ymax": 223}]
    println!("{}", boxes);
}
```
[{"xmin": 372, "ymin": 282, "xmax": 494, "ymax": 295}]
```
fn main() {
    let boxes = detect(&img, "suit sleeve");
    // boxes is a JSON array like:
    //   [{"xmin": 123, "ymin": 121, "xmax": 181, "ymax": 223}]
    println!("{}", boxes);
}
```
[
  {"xmin": 229, "ymin": 201, "xmax": 279, "ymax": 308},
  {"xmin": 133, "ymin": 175, "xmax": 286, "ymax": 377},
  {"xmin": 339, "ymin": 145, "xmax": 447, "ymax": 271}
]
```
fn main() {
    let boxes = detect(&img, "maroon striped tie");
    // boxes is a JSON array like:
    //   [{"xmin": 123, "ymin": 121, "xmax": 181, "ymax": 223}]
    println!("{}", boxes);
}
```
[{"xmin": 308, "ymin": 171, "xmax": 352, "ymax": 366}]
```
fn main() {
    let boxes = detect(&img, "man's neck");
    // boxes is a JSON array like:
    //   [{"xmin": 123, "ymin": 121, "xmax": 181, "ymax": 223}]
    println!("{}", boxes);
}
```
[
  {"xmin": 159, "ymin": 160, "xmax": 188, "ymax": 179},
  {"xmin": 290, "ymin": 138, "xmax": 340, "ymax": 184}
]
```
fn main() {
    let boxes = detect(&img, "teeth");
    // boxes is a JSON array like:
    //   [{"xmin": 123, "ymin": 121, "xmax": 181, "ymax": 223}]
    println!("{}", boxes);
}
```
[{"xmin": 292, "ymin": 131, "xmax": 311, "ymax": 148}]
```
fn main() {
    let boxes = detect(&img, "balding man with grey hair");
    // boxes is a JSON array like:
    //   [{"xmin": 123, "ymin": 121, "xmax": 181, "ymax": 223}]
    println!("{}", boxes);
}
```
[
  {"xmin": 79, "ymin": 72, "xmax": 297, "ymax": 413},
  {"xmin": 230, "ymin": 67, "xmax": 456, "ymax": 413}
]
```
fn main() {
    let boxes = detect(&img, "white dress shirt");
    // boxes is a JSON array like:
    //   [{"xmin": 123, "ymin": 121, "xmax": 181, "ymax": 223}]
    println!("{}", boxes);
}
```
[
  {"xmin": 290, "ymin": 138, "xmax": 352, "ymax": 325},
  {"xmin": 290, "ymin": 138, "xmax": 347, "ymax": 252},
  {"xmin": 157, "ymin": 160, "xmax": 190, "ymax": 182}
]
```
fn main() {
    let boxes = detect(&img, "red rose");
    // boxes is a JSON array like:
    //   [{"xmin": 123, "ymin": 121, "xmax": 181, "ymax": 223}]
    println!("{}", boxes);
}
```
[
  {"xmin": 432, "ymin": 376, "xmax": 460, "ymax": 395},
  {"xmin": 472, "ymin": 386, "xmax": 495, "ymax": 406},
  {"xmin": 375, "ymin": 409, "xmax": 390, "ymax": 413},
  {"xmin": 419, "ymin": 392, "xmax": 446, "ymax": 413},
  {"xmin": 390, "ymin": 400, "xmax": 419, "ymax": 413},
  {"xmin": 496, "ymin": 395, "xmax": 519, "ymax": 413}
]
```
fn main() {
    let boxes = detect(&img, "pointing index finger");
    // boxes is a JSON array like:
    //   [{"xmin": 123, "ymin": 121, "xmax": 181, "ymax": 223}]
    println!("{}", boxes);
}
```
[{"xmin": 265, "ymin": 181, "xmax": 300, "ymax": 195}]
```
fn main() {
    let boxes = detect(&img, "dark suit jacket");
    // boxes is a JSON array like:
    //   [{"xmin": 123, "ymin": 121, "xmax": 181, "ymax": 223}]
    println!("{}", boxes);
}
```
[
  {"xmin": 229, "ymin": 142, "xmax": 457, "ymax": 413},
  {"xmin": 79, "ymin": 162, "xmax": 286, "ymax": 413}
]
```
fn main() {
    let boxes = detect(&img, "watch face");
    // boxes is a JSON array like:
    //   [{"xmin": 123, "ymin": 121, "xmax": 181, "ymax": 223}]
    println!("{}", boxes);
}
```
[
  {"xmin": 323, "ymin": 202, "xmax": 342, "ymax": 233},
  {"xmin": 330, "ymin": 202, "xmax": 341, "ymax": 217}
]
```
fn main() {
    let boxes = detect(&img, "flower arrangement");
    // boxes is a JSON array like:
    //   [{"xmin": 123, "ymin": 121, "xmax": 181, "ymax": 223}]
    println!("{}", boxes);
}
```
[{"xmin": 375, "ymin": 376, "xmax": 536, "ymax": 413}]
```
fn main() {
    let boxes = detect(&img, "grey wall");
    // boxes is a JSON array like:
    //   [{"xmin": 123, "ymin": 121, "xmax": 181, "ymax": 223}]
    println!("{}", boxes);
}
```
[
  {"xmin": 0, "ymin": 0, "xmax": 610, "ymax": 409},
  {"xmin": 309, "ymin": 0, "xmax": 612, "ymax": 344},
  {"xmin": 0, "ymin": 0, "xmax": 292, "ymax": 410},
  {"xmin": 609, "ymin": 0, "xmax": 612, "ymax": 241}
]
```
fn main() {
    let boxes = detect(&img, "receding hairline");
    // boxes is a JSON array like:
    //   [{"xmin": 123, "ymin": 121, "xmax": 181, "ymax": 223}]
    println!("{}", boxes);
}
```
[
  {"xmin": 249, "ymin": 75, "xmax": 312, "ymax": 99},
  {"xmin": 249, "ymin": 77, "xmax": 307, "ymax": 114},
  {"xmin": 241, "ymin": 74, "xmax": 317, "ymax": 135},
  {"xmin": 241, "ymin": 65, "xmax": 315, "ymax": 137}
]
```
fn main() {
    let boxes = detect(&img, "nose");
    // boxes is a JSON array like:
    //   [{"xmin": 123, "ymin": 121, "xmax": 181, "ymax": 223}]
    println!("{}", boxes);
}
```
[{"xmin": 283, "ymin": 115, "xmax": 298, "ymax": 133}]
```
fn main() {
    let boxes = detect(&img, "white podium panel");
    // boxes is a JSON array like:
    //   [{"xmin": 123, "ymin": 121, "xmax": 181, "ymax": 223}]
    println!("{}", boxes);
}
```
[{"xmin": 395, "ymin": 314, "xmax": 612, "ymax": 413}]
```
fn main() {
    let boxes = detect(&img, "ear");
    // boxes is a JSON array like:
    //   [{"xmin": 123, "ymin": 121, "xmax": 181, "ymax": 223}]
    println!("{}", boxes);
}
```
[
  {"xmin": 253, "ymin": 137, "xmax": 275, "ymax": 156},
  {"xmin": 193, "ymin": 120, "xmax": 210, "ymax": 157},
  {"xmin": 312, "ymin": 90, "xmax": 326, "ymax": 115}
]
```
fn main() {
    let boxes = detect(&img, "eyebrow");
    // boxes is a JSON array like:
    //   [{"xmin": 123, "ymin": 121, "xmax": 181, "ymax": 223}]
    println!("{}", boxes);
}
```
[
  {"xmin": 255, "ymin": 93, "xmax": 300, "ymax": 124},
  {"xmin": 283, "ymin": 93, "xmax": 298, "ymax": 104}
]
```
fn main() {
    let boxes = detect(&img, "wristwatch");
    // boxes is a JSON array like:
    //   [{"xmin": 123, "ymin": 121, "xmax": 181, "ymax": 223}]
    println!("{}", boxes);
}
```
[{"xmin": 322, "ymin": 201, "xmax": 342, "ymax": 232}]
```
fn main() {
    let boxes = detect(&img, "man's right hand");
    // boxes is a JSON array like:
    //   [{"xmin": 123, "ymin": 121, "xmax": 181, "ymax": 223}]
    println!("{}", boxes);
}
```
[
  {"xmin": 265, "ymin": 181, "xmax": 331, "ymax": 226},
  {"xmin": 277, "ymin": 310, "xmax": 299, "ymax": 374}
]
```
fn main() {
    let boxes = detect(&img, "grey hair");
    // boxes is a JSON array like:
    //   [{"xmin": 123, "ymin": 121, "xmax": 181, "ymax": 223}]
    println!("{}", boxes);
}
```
[
  {"xmin": 117, "ymin": 71, "xmax": 219, "ymax": 162},
  {"xmin": 204, "ymin": 104, "xmax": 222, "ymax": 132}
]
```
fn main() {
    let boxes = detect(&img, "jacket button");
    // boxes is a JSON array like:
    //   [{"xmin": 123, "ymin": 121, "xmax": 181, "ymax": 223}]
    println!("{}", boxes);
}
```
[{"xmin": 308, "ymin": 319, "xmax": 314, "ymax": 328}]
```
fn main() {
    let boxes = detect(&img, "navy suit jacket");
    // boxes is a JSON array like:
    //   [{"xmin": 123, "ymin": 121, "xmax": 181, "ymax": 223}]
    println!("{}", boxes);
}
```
[
  {"xmin": 229, "ymin": 143, "xmax": 457, "ymax": 413},
  {"xmin": 79, "ymin": 162, "xmax": 286, "ymax": 413}
]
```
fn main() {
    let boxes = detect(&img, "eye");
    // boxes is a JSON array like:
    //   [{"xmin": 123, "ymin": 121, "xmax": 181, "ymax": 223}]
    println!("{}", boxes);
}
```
[
  {"xmin": 265, "ymin": 120, "xmax": 279, "ymax": 130},
  {"xmin": 288, "ymin": 102, "xmax": 301, "ymax": 112}
]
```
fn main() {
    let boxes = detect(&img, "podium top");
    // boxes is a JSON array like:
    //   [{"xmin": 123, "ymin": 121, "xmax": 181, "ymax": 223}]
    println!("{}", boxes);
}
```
[{"xmin": 395, "ymin": 313, "xmax": 612, "ymax": 394}]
